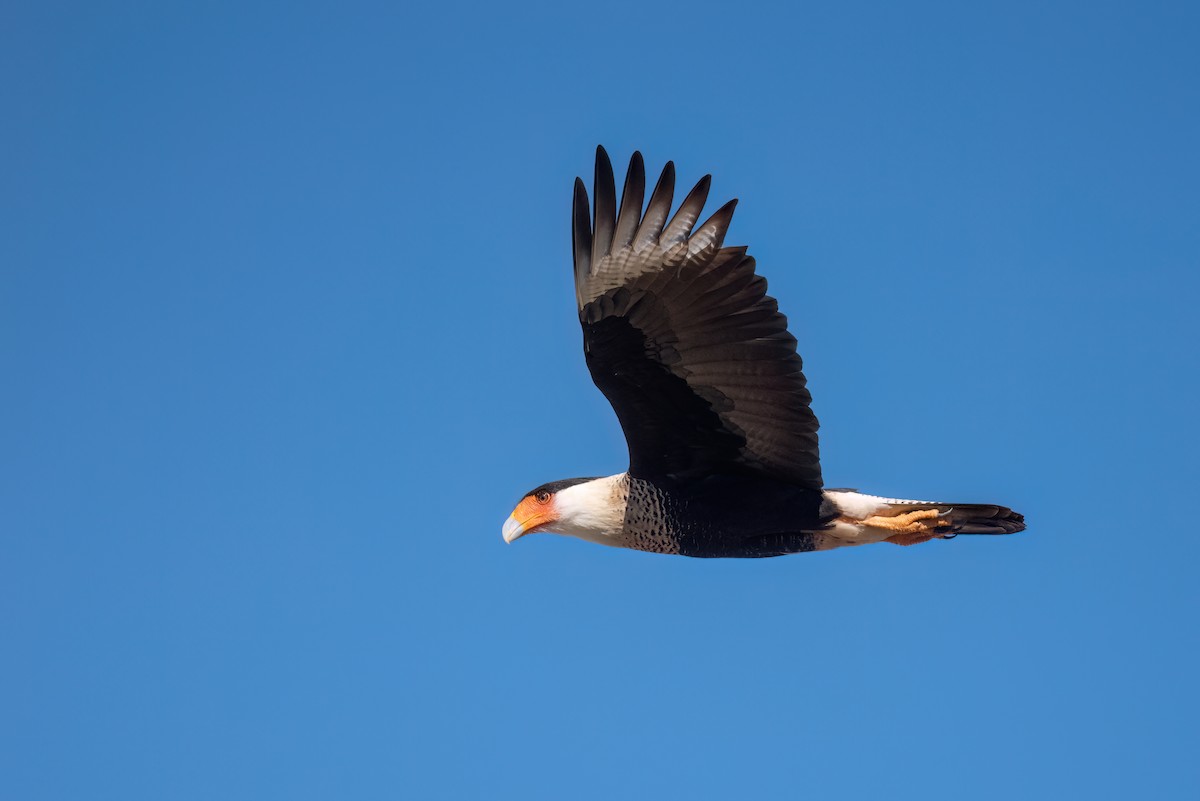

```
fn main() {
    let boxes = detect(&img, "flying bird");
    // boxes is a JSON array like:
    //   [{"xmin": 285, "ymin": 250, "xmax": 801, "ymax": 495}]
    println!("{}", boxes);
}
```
[{"xmin": 503, "ymin": 147, "xmax": 1025, "ymax": 557}]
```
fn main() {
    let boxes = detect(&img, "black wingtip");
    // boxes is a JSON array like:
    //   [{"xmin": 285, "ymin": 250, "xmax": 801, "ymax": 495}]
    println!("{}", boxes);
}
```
[
  {"xmin": 594, "ymin": 145, "xmax": 613, "ymax": 178},
  {"xmin": 690, "ymin": 197, "xmax": 740, "ymax": 256},
  {"xmin": 628, "ymin": 152, "xmax": 645, "ymax": 192},
  {"xmin": 635, "ymin": 159, "xmax": 676, "ymax": 248},
  {"xmin": 714, "ymin": 196, "xmax": 739, "ymax": 228},
  {"xmin": 612, "ymin": 151, "xmax": 647, "ymax": 251},
  {"xmin": 573, "ymin": 175, "xmax": 589, "ymax": 214},
  {"xmin": 592, "ymin": 146, "xmax": 617, "ymax": 262},
  {"xmin": 572, "ymin": 176, "xmax": 592, "ymax": 281}
]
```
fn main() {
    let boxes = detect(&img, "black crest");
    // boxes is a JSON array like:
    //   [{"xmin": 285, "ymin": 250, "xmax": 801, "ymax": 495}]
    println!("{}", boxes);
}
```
[{"xmin": 522, "ymin": 477, "xmax": 599, "ymax": 501}]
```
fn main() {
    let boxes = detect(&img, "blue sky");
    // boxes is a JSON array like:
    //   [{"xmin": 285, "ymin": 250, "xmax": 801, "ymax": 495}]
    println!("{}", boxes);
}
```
[{"xmin": 3, "ymin": 1, "xmax": 1198, "ymax": 798}]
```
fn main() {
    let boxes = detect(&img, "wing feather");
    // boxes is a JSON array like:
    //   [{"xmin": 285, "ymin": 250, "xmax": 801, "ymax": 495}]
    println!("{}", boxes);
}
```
[
  {"xmin": 687, "ymin": 199, "xmax": 738, "ymax": 259},
  {"xmin": 612, "ymin": 152, "xmax": 645, "ymax": 252},
  {"xmin": 661, "ymin": 175, "xmax": 711, "ymax": 247},
  {"xmin": 591, "ymin": 146, "xmax": 616, "ymax": 264},
  {"xmin": 635, "ymin": 162, "xmax": 675, "ymax": 249},
  {"xmin": 571, "ymin": 178, "xmax": 592, "ymax": 304}
]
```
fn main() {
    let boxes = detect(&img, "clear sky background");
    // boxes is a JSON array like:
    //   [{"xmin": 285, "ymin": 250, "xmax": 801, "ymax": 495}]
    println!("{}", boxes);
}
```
[{"xmin": 3, "ymin": 1, "xmax": 1198, "ymax": 798}]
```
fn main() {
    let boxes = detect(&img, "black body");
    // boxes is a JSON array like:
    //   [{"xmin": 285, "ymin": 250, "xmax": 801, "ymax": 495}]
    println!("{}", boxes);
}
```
[{"xmin": 622, "ymin": 473, "xmax": 831, "ymax": 558}]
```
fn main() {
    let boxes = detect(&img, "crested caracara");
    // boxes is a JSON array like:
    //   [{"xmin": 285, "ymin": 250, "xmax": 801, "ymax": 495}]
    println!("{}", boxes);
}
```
[{"xmin": 503, "ymin": 147, "xmax": 1025, "ymax": 557}]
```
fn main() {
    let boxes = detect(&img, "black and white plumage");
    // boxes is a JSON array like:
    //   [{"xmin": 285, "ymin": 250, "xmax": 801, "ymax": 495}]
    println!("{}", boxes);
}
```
[{"xmin": 503, "ymin": 147, "xmax": 1025, "ymax": 558}]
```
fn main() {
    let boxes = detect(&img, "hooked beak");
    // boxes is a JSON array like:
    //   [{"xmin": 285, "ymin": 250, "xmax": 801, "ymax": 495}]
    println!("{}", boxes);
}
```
[{"xmin": 502, "ymin": 514, "xmax": 529, "ymax": 544}]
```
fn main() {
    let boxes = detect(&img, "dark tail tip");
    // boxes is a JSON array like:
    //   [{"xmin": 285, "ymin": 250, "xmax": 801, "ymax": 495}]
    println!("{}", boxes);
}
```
[{"xmin": 956, "ymin": 506, "xmax": 1025, "ymax": 535}]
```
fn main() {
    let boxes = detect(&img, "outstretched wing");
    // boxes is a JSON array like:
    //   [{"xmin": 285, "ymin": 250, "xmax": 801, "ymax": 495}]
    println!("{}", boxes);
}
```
[{"xmin": 573, "ymin": 146, "xmax": 822, "ymax": 488}]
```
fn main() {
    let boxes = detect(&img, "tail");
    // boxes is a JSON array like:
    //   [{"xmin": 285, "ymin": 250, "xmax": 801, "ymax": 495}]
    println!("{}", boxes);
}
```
[
  {"xmin": 824, "ymin": 491, "xmax": 1026, "ymax": 547},
  {"xmin": 881, "ymin": 500, "xmax": 1026, "ymax": 536}
]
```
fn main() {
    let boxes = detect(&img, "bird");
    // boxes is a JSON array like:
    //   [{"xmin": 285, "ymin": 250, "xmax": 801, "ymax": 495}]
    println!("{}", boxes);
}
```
[{"xmin": 502, "ymin": 146, "xmax": 1025, "ymax": 558}]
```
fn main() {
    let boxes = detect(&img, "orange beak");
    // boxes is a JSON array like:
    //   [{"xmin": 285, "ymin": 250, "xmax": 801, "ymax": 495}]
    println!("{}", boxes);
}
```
[{"xmin": 502, "ymin": 496, "xmax": 556, "ymax": 544}]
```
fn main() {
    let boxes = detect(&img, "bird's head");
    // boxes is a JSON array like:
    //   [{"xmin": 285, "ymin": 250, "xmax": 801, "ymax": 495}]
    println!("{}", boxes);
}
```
[{"xmin": 502, "ymin": 476, "xmax": 614, "ymax": 544}]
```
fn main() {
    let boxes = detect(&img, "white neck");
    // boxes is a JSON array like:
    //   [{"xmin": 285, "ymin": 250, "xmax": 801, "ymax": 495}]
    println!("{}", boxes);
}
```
[{"xmin": 552, "ymin": 473, "xmax": 627, "ymax": 546}]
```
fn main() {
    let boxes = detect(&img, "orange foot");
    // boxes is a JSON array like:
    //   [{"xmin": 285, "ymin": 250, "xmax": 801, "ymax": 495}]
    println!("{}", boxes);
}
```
[{"xmin": 859, "ymin": 509, "xmax": 953, "ymax": 546}]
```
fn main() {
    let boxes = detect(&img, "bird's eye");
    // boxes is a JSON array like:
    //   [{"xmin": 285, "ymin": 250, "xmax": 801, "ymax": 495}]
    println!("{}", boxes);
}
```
[{"xmin": 535, "ymin": 491, "xmax": 551, "ymax": 504}]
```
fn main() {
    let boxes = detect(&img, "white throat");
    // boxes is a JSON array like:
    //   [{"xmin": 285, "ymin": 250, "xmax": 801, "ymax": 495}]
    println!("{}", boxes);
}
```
[{"xmin": 552, "ymin": 473, "xmax": 627, "ymax": 546}]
